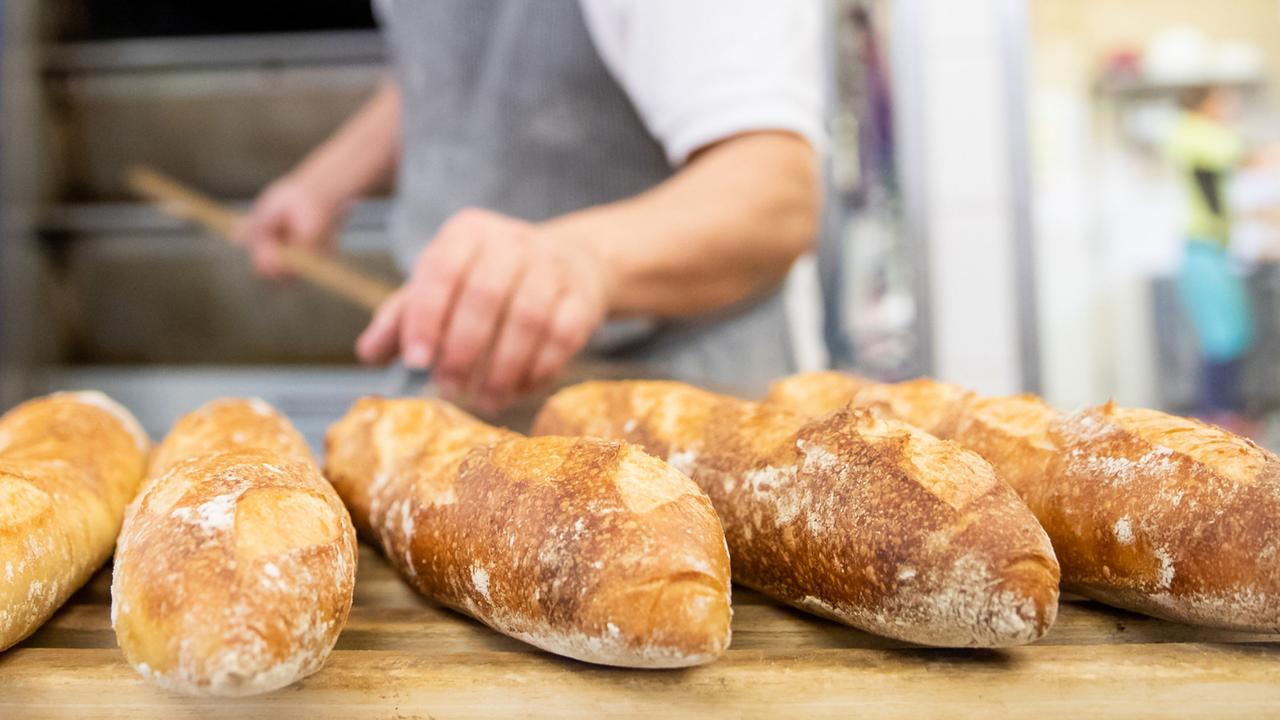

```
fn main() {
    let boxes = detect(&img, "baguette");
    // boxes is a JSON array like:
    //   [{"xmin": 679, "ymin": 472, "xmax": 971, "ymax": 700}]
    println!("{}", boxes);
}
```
[
  {"xmin": 767, "ymin": 372, "xmax": 972, "ymax": 438},
  {"xmin": 534, "ymin": 381, "xmax": 1060, "ymax": 647},
  {"xmin": 325, "ymin": 396, "xmax": 732, "ymax": 668},
  {"xmin": 763, "ymin": 371, "xmax": 877, "ymax": 419},
  {"xmin": 769, "ymin": 372, "xmax": 1280, "ymax": 631},
  {"xmin": 112, "ymin": 399, "xmax": 357, "ymax": 696},
  {"xmin": 1040, "ymin": 402, "xmax": 1279, "ymax": 631},
  {"xmin": 146, "ymin": 396, "xmax": 315, "ymax": 479},
  {"xmin": 947, "ymin": 393, "xmax": 1061, "ymax": 512},
  {"xmin": 0, "ymin": 392, "xmax": 150, "ymax": 652}
]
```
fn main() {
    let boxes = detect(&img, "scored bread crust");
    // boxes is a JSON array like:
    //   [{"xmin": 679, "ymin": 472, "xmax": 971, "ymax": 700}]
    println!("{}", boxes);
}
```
[
  {"xmin": 770, "ymin": 372, "xmax": 1280, "ymax": 633},
  {"xmin": 112, "ymin": 399, "xmax": 357, "ymax": 696},
  {"xmin": 950, "ymin": 393, "xmax": 1061, "ymax": 508},
  {"xmin": 0, "ymin": 392, "xmax": 150, "ymax": 652},
  {"xmin": 325, "ymin": 397, "xmax": 733, "ymax": 668},
  {"xmin": 146, "ymin": 397, "xmax": 315, "ymax": 479},
  {"xmin": 534, "ymin": 381, "xmax": 1060, "ymax": 648},
  {"xmin": 1043, "ymin": 402, "xmax": 1280, "ymax": 631},
  {"xmin": 765, "ymin": 372, "xmax": 973, "ymax": 438},
  {"xmin": 764, "ymin": 371, "xmax": 876, "ymax": 419}
]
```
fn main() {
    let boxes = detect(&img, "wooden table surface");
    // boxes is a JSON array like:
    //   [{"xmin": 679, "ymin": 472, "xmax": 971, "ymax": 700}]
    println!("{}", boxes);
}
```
[{"xmin": 3, "ymin": 544, "xmax": 1278, "ymax": 719}]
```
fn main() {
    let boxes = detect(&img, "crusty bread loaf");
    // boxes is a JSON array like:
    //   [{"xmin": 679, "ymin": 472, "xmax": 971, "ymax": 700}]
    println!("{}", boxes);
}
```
[
  {"xmin": 1041, "ymin": 402, "xmax": 1280, "ymax": 631},
  {"xmin": 767, "ymin": 372, "xmax": 973, "ymax": 438},
  {"xmin": 325, "ymin": 396, "xmax": 732, "ymax": 668},
  {"xmin": 146, "ymin": 396, "xmax": 314, "ymax": 479},
  {"xmin": 0, "ymin": 392, "xmax": 150, "ymax": 652},
  {"xmin": 534, "ymin": 381, "xmax": 1060, "ymax": 647},
  {"xmin": 948, "ymin": 393, "xmax": 1061, "ymax": 510},
  {"xmin": 768, "ymin": 372, "xmax": 1280, "ymax": 632},
  {"xmin": 764, "ymin": 371, "xmax": 877, "ymax": 419},
  {"xmin": 112, "ymin": 399, "xmax": 357, "ymax": 696}
]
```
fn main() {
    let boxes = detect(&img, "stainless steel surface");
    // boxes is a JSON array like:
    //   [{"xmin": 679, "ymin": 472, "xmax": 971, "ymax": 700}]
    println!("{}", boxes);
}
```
[
  {"xmin": 48, "ymin": 62, "xmax": 384, "ymax": 200},
  {"xmin": 40, "ymin": 360, "xmax": 681, "ymax": 450},
  {"xmin": 43, "ymin": 30, "xmax": 384, "ymax": 73},
  {"xmin": 38, "ymin": 198, "xmax": 393, "ymax": 240},
  {"xmin": 13, "ymin": 16, "xmax": 399, "ymax": 370},
  {"xmin": 1, "ymin": 0, "xmax": 53, "ymax": 407},
  {"xmin": 60, "ymin": 227, "xmax": 397, "ymax": 364},
  {"xmin": 42, "ymin": 365, "xmax": 391, "ymax": 453}
]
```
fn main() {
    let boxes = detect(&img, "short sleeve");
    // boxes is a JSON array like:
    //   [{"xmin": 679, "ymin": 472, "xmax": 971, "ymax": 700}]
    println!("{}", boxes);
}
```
[{"xmin": 579, "ymin": 0, "xmax": 827, "ymax": 166}]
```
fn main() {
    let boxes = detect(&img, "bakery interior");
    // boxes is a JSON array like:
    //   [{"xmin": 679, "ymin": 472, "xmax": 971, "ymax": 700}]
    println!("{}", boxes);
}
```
[
  {"xmin": 2, "ymin": 0, "xmax": 1280, "ymax": 715},
  {"xmin": 3, "ymin": 0, "xmax": 1280, "ymax": 447}
]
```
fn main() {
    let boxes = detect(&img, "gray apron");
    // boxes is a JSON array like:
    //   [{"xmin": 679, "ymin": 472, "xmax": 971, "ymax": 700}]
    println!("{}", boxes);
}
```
[{"xmin": 375, "ymin": 0, "xmax": 795, "ymax": 396}]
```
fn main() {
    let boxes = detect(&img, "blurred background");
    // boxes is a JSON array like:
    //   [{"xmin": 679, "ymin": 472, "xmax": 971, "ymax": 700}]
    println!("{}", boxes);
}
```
[{"xmin": 1, "ymin": 0, "xmax": 1279, "ymax": 447}]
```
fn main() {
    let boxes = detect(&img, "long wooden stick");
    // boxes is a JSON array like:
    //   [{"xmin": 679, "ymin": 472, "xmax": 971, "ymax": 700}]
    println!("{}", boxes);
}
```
[{"xmin": 126, "ymin": 166, "xmax": 396, "ymax": 313}]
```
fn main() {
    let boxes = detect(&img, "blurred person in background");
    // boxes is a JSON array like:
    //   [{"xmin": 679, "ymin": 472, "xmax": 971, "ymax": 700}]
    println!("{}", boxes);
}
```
[
  {"xmin": 1166, "ymin": 85, "xmax": 1280, "ymax": 433},
  {"xmin": 234, "ymin": 1, "xmax": 824, "ymax": 413}
]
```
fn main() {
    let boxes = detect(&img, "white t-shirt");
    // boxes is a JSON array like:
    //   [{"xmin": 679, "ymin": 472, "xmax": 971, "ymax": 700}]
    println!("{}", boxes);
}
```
[
  {"xmin": 577, "ymin": 0, "xmax": 826, "ymax": 165},
  {"xmin": 372, "ymin": 0, "xmax": 827, "ymax": 166}
]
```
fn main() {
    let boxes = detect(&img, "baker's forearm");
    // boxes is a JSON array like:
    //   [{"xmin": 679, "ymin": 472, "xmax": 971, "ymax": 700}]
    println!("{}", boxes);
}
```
[
  {"xmin": 291, "ymin": 79, "xmax": 402, "ymax": 205},
  {"xmin": 543, "ymin": 132, "xmax": 821, "ymax": 318}
]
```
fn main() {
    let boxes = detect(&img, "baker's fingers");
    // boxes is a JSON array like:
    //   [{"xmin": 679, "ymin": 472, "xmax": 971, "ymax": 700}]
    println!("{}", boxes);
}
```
[
  {"xmin": 527, "ymin": 289, "xmax": 599, "ymax": 389},
  {"xmin": 433, "ymin": 240, "xmax": 526, "ymax": 396},
  {"xmin": 478, "ymin": 257, "xmax": 563, "ymax": 404},
  {"xmin": 400, "ymin": 231, "xmax": 479, "ymax": 370},
  {"xmin": 236, "ymin": 190, "xmax": 295, "ymax": 278},
  {"xmin": 356, "ymin": 287, "xmax": 409, "ymax": 365},
  {"xmin": 249, "ymin": 237, "xmax": 289, "ymax": 279}
]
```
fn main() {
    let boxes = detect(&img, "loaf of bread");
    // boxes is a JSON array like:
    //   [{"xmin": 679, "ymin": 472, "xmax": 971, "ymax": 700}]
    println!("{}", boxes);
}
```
[
  {"xmin": 1038, "ymin": 402, "xmax": 1280, "ymax": 631},
  {"xmin": 1, "ymin": 392, "xmax": 150, "ymax": 652},
  {"xmin": 325, "ymin": 396, "xmax": 732, "ymax": 668},
  {"xmin": 768, "ymin": 372, "xmax": 1280, "ymax": 632},
  {"xmin": 145, "ymin": 396, "xmax": 315, "ymax": 479},
  {"xmin": 534, "ymin": 381, "xmax": 1060, "ymax": 647},
  {"xmin": 947, "ymin": 393, "xmax": 1060, "ymax": 510},
  {"xmin": 763, "ymin": 371, "xmax": 877, "ymax": 419},
  {"xmin": 767, "ymin": 372, "xmax": 972, "ymax": 437},
  {"xmin": 112, "ymin": 399, "xmax": 357, "ymax": 696}
]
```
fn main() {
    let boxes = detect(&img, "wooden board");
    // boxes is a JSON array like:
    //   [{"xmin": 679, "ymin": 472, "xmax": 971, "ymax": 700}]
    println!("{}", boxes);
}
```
[{"xmin": 3, "ymin": 544, "xmax": 1278, "ymax": 719}]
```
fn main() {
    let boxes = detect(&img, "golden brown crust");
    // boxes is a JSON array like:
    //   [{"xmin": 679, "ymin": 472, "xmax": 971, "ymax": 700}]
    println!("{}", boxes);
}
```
[
  {"xmin": 763, "ymin": 373, "xmax": 973, "ymax": 438},
  {"xmin": 764, "ymin": 371, "xmax": 876, "ymax": 418},
  {"xmin": 0, "ymin": 392, "xmax": 150, "ymax": 652},
  {"xmin": 852, "ymin": 378, "xmax": 974, "ymax": 437},
  {"xmin": 950, "ymin": 394, "xmax": 1060, "ymax": 506},
  {"xmin": 146, "ymin": 397, "xmax": 314, "ymax": 479},
  {"xmin": 112, "ymin": 399, "xmax": 357, "ymax": 696},
  {"xmin": 325, "ymin": 397, "xmax": 732, "ymax": 668},
  {"xmin": 773, "ymin": 372, "xmax": 1280, "ymax": 631},
  {"xmin": 1044, "ymin": 403, "xmax": 1280, "ymax": 631},
  {"xmin": 534, "ymin": 381, "xmax": 1060, "ymax": 648}
]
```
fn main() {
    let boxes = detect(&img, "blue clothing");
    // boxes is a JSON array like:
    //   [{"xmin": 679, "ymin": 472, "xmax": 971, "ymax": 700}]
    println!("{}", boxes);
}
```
[{"xmin": 1176, "ymin": 239, "xmax": 1254, "ymax": 363}]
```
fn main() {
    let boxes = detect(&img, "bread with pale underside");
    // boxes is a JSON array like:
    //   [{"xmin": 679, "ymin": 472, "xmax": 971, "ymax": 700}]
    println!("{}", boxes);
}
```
[
  {"xmin": 0, "ymin": 392, "xmax": 150, "ymax": 652},
  {"xmin": 324, "ymin": 396, "xmax": 732, "ymax": 668},
  {"xmin": 112, "ymin": 398, "xmax": 357, "ymax": 696},
  {"xmin": 534, "ymin": 380, "xmax": 1060, "ymax": 648}
]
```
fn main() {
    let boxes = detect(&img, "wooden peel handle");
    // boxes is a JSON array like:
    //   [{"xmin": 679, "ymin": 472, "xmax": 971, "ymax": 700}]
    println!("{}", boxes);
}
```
[{"xmin": 126, "ymin": 166, "xmax": 396, "ymax": 313}]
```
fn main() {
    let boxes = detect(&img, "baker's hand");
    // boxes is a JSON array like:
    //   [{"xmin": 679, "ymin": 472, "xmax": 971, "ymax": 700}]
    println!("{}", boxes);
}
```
[
  {"xmin": 232, "ymin": 173, "xmax": 347, "ymax": 279},
  {"xmin": 356, "ymin": 208, "xmax": 610, "ymax": 413}
]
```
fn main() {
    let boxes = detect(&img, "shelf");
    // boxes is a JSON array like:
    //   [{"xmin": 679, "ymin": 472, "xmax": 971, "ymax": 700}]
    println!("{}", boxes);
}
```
[
  {"xmin": 37, "ymin": 199, "xmax": 392, "ymax": 239},
  {"xmin": 43, "ymin": 30, "xmax": 385, "ymax": 74}
]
